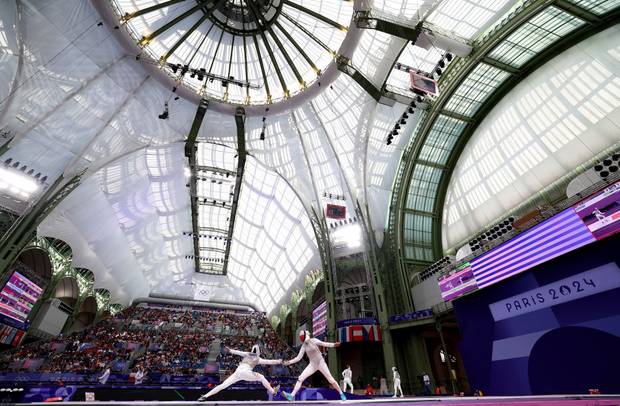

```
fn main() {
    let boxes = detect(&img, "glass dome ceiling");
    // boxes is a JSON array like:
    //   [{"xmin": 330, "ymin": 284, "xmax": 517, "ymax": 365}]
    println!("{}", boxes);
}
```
[{"xmin": 111, "ymin": 0, "xmax": 353, "ymax": 105}]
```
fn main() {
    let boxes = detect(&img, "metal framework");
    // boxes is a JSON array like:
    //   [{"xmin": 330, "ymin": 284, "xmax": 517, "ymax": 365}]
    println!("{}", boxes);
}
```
[
  {"xmin": 185, "ymin": 99, "xmax": 209, "ymax": 274},
  {"xmin": 110, "ymin": 0, "xmax": 352, "ymax": 104},
  {"xmin": 354, "ymin": 10, "xmax": 422, "ymax": 41},
  {"xmin": 0, "ymin": 175, "xmax": 82, "ymax": 284},
  {"xmin": 221, "ymin": 108, "xmax": 247, "ymax": 275},
  {"xmin": 390, "ymin": 0, "xmax": 620, "ymax": 294}
]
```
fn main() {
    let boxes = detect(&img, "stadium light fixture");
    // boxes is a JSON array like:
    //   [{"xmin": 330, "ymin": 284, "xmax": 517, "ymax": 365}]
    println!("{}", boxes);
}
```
[
  {"xmin": 331, "ymin": 224, "xmax": 362, "ymax": 248},
  {"xmin": 0, "ymin": 167, "xmax": 40, "ymax": 198}
]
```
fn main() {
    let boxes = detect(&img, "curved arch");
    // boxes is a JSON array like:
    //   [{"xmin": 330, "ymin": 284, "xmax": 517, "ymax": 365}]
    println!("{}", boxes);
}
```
[
  {"xmin": 46, "ymin": 237, "xmax": 73, "ymax": 258},
  {"xmin": 275, "ymin": 321, "xmax": 282, "ymax": 336},
  {"xmin": 53, "ymin": 276, "xmax": 79, "ymax": 308},
  {"xmin": 79, "ymin": 296, "xmax": 97, "ymax": 314},
  {"xmin": 76, "ymin": 268, "xmax": 95, "ymax": 282},
  {"xmin": 69, "ymin": 296, "xmax": 98, "ymax": 332},
  {"xmin": 311, "ymin": 279, "xmax": 325, "ymax": 307},
  {"xmin": 91, "ymin": 0, "xmax": 365, "ymax": 116},
  {"xmin": 296, "ymin": 298, "xmax": 308, "ymax": 325},
  {"xmin": 94, "ymin": 288, "xmax": 111, "ymax": 310},
  {"xmin": 284, "ymin": 312, "xmax": 293, "ymax": 347},
  {"xmin": 18, "ymin": 248, "xmax": 53, "ymax": 283},
  {"xmin": 394, "ymin": 3, "xmax": 620, "ymax": 265},
  {"xmin": 109, "ymin": 304, "xmax": 124, "ymax": 317}
]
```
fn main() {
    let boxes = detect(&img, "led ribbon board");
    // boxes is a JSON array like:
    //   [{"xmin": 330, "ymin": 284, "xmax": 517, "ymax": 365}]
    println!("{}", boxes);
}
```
[{"xmin": 440, "ymin": 182, "xmax": 620, "ymax": 301}]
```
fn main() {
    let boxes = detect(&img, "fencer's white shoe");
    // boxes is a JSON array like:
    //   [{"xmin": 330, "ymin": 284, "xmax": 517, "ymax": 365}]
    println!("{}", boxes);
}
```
[{"xmin": 197, "ymin": 394, "xmax": 209, "ymax": 402}]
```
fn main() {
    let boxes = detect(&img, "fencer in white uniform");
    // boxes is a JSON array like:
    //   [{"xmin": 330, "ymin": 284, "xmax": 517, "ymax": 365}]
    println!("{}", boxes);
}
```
[
  {"xmin": 342, "ymin": 365, "xmax": 354, "ymax": 394},
  {"xmin": 198, "ymin": 345, "xmax": 281, "ymax": 401},
  {"xmin": 282, "ymin": 330, "xmax": 346, "ymax": 401},
  {"xmin": 392, "ymin": 366, "xmax": 403, "ymax": 398}
]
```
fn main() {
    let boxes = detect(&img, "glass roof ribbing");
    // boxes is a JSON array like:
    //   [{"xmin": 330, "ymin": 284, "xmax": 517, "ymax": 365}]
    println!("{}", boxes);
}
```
[
  {"xmin": 400, "ymin": 3, "xmax": 597, "ymax": 263},
  {"xmin": 444, "ymin": 63, "xmax": 511, "ymax": 117},
  {"xmin": 405, "ymin": 164, "xmax": 442, "ymax": 213},
  {"xmin": 418, "ymin": 115, "xmax": 467, "ymax": 166},
  {"xmin": 567, "ymin": 0, "xmax": 620, "ymax": 15},
  {"xmin": 227, "ymin": 156, "xmax": 318, "ymax": 311},
  {"xmin": 111, "ymin": 0, "xmax": 352, "ymax": 105},
  {"xmin": 487, "ymin": 6, "xmax": 586, "ymax": 69},
  {"xmin": 426, "ymin": 0, "xmax": 514, "ymax": 40},
  {"xmin": 194, "ymin": 142, "xmax": 237, "ymax": 274}
]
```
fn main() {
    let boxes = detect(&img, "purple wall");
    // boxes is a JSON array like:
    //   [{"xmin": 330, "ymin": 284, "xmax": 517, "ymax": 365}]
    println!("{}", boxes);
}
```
[{"xmin": 453, "ymin": 234, "xmax": 620, "ymax": 395}]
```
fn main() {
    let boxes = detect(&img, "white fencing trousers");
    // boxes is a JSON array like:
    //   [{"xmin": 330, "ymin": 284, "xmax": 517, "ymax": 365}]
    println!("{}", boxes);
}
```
[
  {"xmin": 291, "ymin": 361, "xmax": 341, "ymax": 396},
  {"xmin": 393, "ymin": 378, "xmax": 403, "ymax": 397},
  {"xmin": 342, "ymin": 378, "xmax": 354, "ymax": 393},
  {"xmin": 202, "ymin": 367, "xmax": 274, "ymax": 399}
]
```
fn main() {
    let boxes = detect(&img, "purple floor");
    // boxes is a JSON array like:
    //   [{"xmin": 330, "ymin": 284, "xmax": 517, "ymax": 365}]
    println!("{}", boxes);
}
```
[{"xmin": 18, "ymin": 394, "xmax": 620, "ymax": 405}]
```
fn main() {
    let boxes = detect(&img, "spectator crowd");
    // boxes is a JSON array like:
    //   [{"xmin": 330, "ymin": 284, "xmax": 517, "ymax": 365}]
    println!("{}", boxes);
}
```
[{"xmin": 0, "ymin": 303, "xmax": 305, "ymax": 384}]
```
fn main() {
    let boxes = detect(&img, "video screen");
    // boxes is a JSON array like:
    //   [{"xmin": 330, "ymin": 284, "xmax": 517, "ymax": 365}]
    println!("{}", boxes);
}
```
[
  {"xmin": 312, "ymin": 301, "xmax": 327, "ymax": 337},
  {"xmin": 0, "ymin": 271, "xmax": 43, "ymax": 324},
  {"xmin": 470, "ymin": 208, "xmax": 595, "ymax": 290},
  {"xmin": 410, "ymin": 72, "xmax": 438, "ymax": 95},
  {"xmin": 573, "ymin": 180, "xmax": 620, "ymax": 240},
  {"xmin": 439, "ymin": 262, "xmax": 478, "ymax": 300}
]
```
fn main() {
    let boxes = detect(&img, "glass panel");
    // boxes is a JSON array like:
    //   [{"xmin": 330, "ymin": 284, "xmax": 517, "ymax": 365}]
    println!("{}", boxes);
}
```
[
  {"xmin": 418, "ymin": 115, "xmax": 467, "ymax": 165},
  {"xmin": 444, "ymin": 63, "xmax": 511, "ymax": 117},
  {"xmin": 488, "ymin": 6, "xmax": 585, "ymax": 68},
  {"xmin": 566, "ymin": 0, "xmax": 620, "ymax": 15},
  {"xmin": 405, "ymin": 164, "xmax": 443, "ymax": 212}
]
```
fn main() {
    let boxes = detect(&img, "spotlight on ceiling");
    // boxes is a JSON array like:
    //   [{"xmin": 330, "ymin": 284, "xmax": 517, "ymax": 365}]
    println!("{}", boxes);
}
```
[{"xmin": 0, "ymin": 167, "xmax": 40, "ymax": 199}]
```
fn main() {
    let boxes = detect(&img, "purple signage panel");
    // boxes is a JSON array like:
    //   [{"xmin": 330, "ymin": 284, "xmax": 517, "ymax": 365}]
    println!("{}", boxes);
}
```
[
  {"xmin": 439, "ymin": 262, "xmax": 478, "ymax": 300},
  {"xmin": 471, "ymin": 208, "xmax": 596, "ymax": 289},
  {"xmin": 573, "ymin": 181, "xmax": 620, "ymax": 240},
  {"xmin": 489, "ymin": 262, "xmax": 620, "ymax": 322}
]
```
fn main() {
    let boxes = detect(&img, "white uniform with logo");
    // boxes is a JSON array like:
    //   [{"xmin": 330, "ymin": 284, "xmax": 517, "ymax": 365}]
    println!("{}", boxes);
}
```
[
  {"xmin": 199, "ymin": 345, "xmax": 280, "ymax": 400},
  {"xmin": 285, "ymin": 330, "xmax": 344, "ymax": 397},
  {"xmin": 342, "ymin": 367, "xmax": 354, "ymax": 393},
  {"xmin": 392, "ymin": 367, "xmax": 403, "ymax": 397}
]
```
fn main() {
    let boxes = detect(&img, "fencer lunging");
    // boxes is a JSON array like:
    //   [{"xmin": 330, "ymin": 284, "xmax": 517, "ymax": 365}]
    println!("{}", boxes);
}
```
[
  {"xmin": 392, "ymin": 366, "xmax": 403, "ymax": 398},
  {"xmin": 282, "ymin": 330, "xmax": 346, "ymax": 401},
  {"xmin": 342, "ymin": 365, "xmax": 354, "ymax": 394},
  {"xmin": 198, "ymin": 345, "xmax": 281, "ymax": 401}
]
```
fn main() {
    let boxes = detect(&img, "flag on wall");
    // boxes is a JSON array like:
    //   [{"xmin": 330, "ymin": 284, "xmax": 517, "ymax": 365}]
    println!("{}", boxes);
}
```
[
  {"xmin": 338, "ymin": 324, "xmax": 382, "ymax": 343},
  {"xmin": 326, "ymin": 204, "xmax": 346, "ymax": 219}
]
